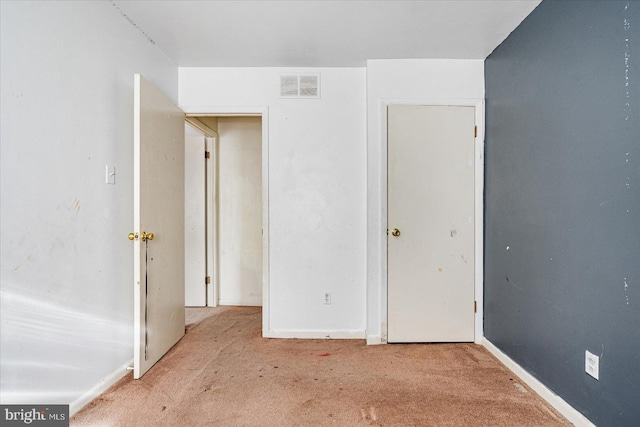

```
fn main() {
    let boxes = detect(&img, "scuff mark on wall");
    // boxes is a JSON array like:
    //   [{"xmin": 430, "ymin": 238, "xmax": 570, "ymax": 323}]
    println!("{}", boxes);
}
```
[
  {"xmin": 599, "ymin": 187, "xmax": 626, "ymax": 207},
  {"xmin": 623, "ymin": 3, "xmax": 633, "ymax": 217},
  {"xmin": 624, "ymin": 277, "xmax": 630, "ymax": 305},
  {"xmin": 600, "ymin": 343, "xmax": 605, "ymax": 358},
  {"xmin": 623, "ymin": 2, "xmax": 632, "ymax": 123},
  {"xmin": 504, "ymin": 276, "xmax": 524, "ymax": 291}
]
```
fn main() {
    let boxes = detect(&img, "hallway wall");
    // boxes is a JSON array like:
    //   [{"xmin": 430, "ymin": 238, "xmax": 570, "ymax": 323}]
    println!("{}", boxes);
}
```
[{"xmin": 218, "ymin": 116, "xmax": 263, "ymax": 306}]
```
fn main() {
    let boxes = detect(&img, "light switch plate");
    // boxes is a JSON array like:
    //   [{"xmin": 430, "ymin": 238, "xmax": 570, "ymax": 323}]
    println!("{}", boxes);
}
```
[{"xmin": 106, "ymin": 165, "xmax": 116, "ymax": 184}]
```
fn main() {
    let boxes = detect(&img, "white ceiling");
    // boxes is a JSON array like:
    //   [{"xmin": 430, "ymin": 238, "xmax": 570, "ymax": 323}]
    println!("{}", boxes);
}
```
[{"xmin": 112, "ymin": 0, "xmax": 541, "ymax": 67}]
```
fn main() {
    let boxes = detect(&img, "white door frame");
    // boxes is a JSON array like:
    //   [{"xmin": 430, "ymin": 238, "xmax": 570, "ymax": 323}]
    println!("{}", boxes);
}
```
[
  {"xmin": 379, "ymin": 98, "xmax": 484, "ymax": 344},
  {"xmin": 183, "ymin": 105, "xmax": 270, "ymax": 337}
]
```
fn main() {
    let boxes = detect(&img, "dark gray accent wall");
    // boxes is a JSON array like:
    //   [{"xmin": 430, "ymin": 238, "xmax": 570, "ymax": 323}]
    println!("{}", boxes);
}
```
[{"xmin": 484, "ymin": 1, "xmax": 639, "ymax": 425}]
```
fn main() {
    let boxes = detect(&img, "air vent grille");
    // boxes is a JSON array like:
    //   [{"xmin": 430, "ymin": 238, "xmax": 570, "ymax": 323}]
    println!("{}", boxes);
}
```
[{"xmin": 279, "ymin": 74, "xmax": 320, "ymax": 98}]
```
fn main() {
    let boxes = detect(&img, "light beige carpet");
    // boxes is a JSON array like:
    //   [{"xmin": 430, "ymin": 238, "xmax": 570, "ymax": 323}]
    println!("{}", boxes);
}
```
[{"xmin": 72, "ymin": 306, "xmax": 570, "ymax": 426}]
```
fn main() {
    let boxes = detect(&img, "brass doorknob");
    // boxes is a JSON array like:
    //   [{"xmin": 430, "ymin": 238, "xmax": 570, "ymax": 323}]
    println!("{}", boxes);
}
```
[
  {"xmin": 128, "ymin": 232, "xmax": 154, "ymax": 241},
  {"xmin": 391, "ymin": 228, "xmax": 401, "ymax": 237}
]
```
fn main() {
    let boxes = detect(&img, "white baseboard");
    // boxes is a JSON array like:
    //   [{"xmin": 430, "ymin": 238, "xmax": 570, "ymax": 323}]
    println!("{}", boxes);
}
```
[
  {"xmin": 366, "ymin": 334, "xmax": 383, "ymax": 345},
  {"xmin": 69, "ymin": 360, "xmax": 132, "ymax": 416},
  {"xmin": 218, "ymin": 299, "xmax": 262, "ymax": 307},
  {"xmin": 266, "ymin": 329, "xmax": 365, "ymax": 339},
  {"xmin": 482, "ymin": 338, "xmax": 595, "ymax": 427}
]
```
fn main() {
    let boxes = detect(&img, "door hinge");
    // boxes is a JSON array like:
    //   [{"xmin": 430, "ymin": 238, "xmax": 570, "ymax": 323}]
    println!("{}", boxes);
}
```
[
  {"xmin": 474, "ymin": 126, "xmax": 477, "ymax": 138},
  {"xmin": 206, "ymin": 276, "xmax": 211, "ymax": 284},
  {"xmin": 205, "ymin": 151, "xmax": 211, "ymax": 159},
  {"xmin": 474, "ymin": 301, "xmax": 477, "ymax": 313}
]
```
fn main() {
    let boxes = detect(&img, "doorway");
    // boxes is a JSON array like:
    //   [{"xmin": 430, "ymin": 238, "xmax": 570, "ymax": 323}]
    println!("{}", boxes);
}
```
[
  {"xmin": 387, "ymin": 104, "xmax": 476, "ymax": 343},
  {"xmin": 132, "ymin": 76, "xmax": 270, "ymax": 378},
  {"xmin": 184, "ymin": 115, "xmax": 264, "ymax": 309}
]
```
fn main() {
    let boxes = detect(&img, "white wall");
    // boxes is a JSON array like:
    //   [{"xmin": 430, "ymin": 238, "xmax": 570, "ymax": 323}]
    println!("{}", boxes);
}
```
[
  {"xmin": 366, "ymin": 59, "xmax": 485, "ymax": 343},
  {"xmin": 218, "ymin": 117, "xmax": 263, "ymax": 306},
  {"xmin": 0, "ymin": 1, "xmax": 177, "ymax": 409},
  {"xmin": 180, "ymin": 68, "xmax": 367, "ymax": 337}
]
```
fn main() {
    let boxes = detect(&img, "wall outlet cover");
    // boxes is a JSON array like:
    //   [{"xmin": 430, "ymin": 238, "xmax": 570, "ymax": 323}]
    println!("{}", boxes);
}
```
[
  {"xmin": 585, "ymin": 350, "xmax": 599, "ymax": 380},
  {"xmin": 323, "ymin": 291, "xmax": 331, "ymax": 305}
]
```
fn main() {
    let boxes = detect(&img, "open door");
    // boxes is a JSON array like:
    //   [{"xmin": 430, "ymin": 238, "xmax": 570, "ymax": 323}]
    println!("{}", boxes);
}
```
[
  {"xmin": 132, "ymin": 74, "xmax": 185, "ymax": 378},
  {"xmin": 184, "ymin": 133, "xmax": 207, "ymax": 306}
]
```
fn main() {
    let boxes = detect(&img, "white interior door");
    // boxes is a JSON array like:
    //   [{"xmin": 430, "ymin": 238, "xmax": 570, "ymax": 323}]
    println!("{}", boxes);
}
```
[
  {"xmin": 133, "ymin": 74, "xmax": 185, "ymax": 378},
  {"xmin": 206, "ymin": 136, "xmax": 218, "ymax": 307},
  {"xmin": 387, "ymin": 104, "xmax": 475, "ymax": 343},
  {"xmin": 184, "ymin": 133, "xmax": 207, "ymax": 306}
]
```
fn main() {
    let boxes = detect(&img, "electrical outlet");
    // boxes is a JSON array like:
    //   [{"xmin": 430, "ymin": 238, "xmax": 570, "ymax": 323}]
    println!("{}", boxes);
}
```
[
  {"xmin": 585, "ymin": 350, "xmax": 599, "ymax": 380},
  {"xmin": 323, "ymin": 292, "xmax": 331, "ymax": 305}
]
